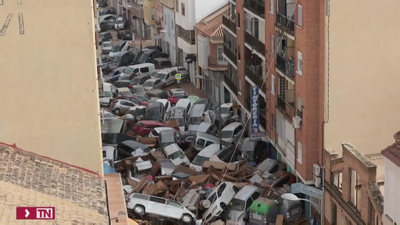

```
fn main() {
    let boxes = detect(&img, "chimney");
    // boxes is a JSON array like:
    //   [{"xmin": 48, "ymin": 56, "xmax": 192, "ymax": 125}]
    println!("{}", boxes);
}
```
[{"xmin": 394, "ymin": 131, "xmax": 400, "ymax": 143}]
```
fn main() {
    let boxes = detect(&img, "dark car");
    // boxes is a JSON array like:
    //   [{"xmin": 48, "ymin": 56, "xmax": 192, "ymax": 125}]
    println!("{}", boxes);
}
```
[
  {"xmin": 114, "ymin": 94, "xmax": 149, "ymax": 105},
  {"xmin": 146, "ymin": 89, "xmax": 168, "ymax": 99},
  {"xmin": 131, "ymin": 74, "xmax": 151, "ymax": 85},
  {"xmin": 97, "ymin": 0, "xmax": 107, "ymax": 7},
  {"xmin": 195, "ymin": 98, "xmax": 213, "ymax": 110},
  {"xmin": 153, "ymin": 58, "xmax": 173, "ymax": 69},
  {"xmin": 102, "ymin": 133, "xmax": 137, "ymax": 146},
  {"xmin": 100, "ymin": 7, "xmax": 116, "ymax": 15},
  {"xmin": 134, "ymin": 49, "xmax": 164, "ymax": 64},
  {"xmin": 117, "ymin": 30, "xmax": 133, "ymax": 40},
  {"xmin": 145, "ymin": 102, "xmax": 165, "ymax": 121},
  {"xmin": 144, "ymin": 45, "xmax": 163, "ymax": 52},
  {"xmin": 99, "ymin": 32, "xmax": 112, "ymax": 44},
  {"xmin": 104, "ymin": 51, "xmax": 135, "ymax": 72},
  {"xmin": 100, "ymin": 19, "xmax": 115, "ymax": 31},
  {"xmin": 116, "ymin": 140, "xmax": 150, "ymax": 159}
]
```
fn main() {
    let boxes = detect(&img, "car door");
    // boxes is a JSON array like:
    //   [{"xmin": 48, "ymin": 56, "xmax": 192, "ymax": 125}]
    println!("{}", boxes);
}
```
[
  {"xmin": 155, "ymin": 80, "xmax": 162, "ymax": 89},
  {"xmin": 165, "ymin": 73, "xmax": 171, "ymax": 86},
  {"xmin": 166, "ymin": 200, "xmax": 184, "ymax": 219},
  {"xmin": 148, "ymin": 196, "xmax": 168, "ymax": 217}
]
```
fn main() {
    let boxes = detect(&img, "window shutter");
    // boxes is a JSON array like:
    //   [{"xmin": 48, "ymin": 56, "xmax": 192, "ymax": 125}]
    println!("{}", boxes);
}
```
[{"xmin": 297, "ymin": 5, "xmax": 303, "ymax": 27}]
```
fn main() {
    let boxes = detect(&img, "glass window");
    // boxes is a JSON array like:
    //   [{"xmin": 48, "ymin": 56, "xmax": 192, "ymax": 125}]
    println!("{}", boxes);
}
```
[
  {"xmin": 269, "ymin": 0, "xmax": 274, "ymax": 14},
  {"xmin": 221, "ymin": 130, "xmax": 233, "ymax": 138},
  {"xmin": 297, "ymin": 5, "xmax": 303, "ymax": 27},
  {"xmin": 167, "ymin": 201, "xmax": 181, "ymax": 208},
  {"xmin": 297, "ymin": 51, "xmax": 303, "ymax": 74},
  {"xmin": 196, "ymin": 139, "xmax": 205, "ymax": 146},
  {"xmin": 192, "ymin": 155, "xmax": 209, "ymax": 166},
  {"xmin": 150, "ymin": 197, "xmax": 166, "ymax": 204},
  {"xmin": 140, "ymin": 67, "xmax": 149, "ymax": 73},
  {"xmin": 217, "ymin": 183, "xmax": 227, "ymax": 197},
  {"xmin": 205, "ymin": 141, "xmax": 214, "ymax": 147},
  {"xmin": 181, "ymin": 3, "xmax": 185, "ymax": 16},
  {"xmin": 229, "ymin": 198, "xmax": 245, "ymax": 211}
]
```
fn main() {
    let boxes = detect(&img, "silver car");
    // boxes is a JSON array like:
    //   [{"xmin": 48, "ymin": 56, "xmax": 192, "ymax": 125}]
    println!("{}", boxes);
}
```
[
  {"xmin": 110, "ymin": 99, "xmax": 137, "ymax": 115},
  {"xmin": 142, "ymin": 78, "xmax": 163, "ymax": 91}
]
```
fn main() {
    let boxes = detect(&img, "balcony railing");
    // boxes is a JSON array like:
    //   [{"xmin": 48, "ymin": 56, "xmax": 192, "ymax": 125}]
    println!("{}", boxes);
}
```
[
  {"xmin": 208, "ymin": 57, "xmax": 228, "ymax": 70},
  {"xmin": 245, "ymin": 31, "xmax": 265, "ymax": 55},
  {"xmin": 276, "ymin": 14, "xmax": 295, "ymax": 36},
  {"xmin": 276, "ymin": 54, "xmax": 295, "ymax": 81},
  {"xmin": 245, "ymin": 64, "xmax": 265, "ymax": 89},
  {"xmin": 244, "ymin": 0, "xmax": 265, "ymax": 18},
  {"xmin": 223, "ymin": 45, "xmax": 237, "ymax": 64},
  {"xmin": 222, "ymin": 14, "xmax": 236, "ymax": 34},
  {"xmin": 223, "ymin": 71, "xmax": 238, "ymax": 93},
  {"xmin": 277, "ymin": 96, "xmax": 296, "ymax": 118},
  {"xmin": 178, "ymin": 26, "xmax": 195, "ymax": 45}
]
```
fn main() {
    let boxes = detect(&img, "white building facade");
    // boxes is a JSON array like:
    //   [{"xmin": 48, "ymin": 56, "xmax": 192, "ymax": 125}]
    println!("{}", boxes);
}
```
[{"xmin": 162, "ymin": 5, "xmax": 176, "ymax": 63}]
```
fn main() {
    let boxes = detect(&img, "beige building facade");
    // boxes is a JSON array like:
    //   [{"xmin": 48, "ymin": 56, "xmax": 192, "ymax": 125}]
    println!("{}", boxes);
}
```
[{"xmin": 0, "ymin": 0, "xmax": 103, "ymax": 174}]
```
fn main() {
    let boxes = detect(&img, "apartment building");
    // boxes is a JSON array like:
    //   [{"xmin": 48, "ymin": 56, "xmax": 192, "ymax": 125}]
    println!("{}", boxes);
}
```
[
  {"xmin": 195, "ymin": 5, "xmax": 229, "ymax": 105},
  {"xmin": 175, "ymin": 0, "xmax": 228, "ymax": 85},
  {"xmin": 160, "ymin": 0, "xmax": 176, "ymax": 63},
  {"xmin": 0, "ymin": 0, "xmax": 103, "ymax": 174},
  {"xmin": 123, "ymin": 0, "xmax": 144, "ymax": 32},
  {"xmin": 223, "ymin": 0, "xmax": 400, "ymax": 184}
]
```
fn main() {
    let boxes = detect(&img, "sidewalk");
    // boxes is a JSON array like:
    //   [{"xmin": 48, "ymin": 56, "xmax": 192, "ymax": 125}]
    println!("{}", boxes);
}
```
[{"xmin": 164, "ymin": 82, "xmax": 206, "ymax": 98}]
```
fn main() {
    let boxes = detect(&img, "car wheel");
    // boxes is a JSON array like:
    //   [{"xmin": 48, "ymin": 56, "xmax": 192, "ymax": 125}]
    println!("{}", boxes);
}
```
[
  {"xmin": 114, "ymin": 108, "xmax": 121, "ymax": 115},
  {"xmin": 181, "ymin": 214, "xmax": 193, "ymax": 224},
  {"xmin": 133, "ymin": 205, "xmax": 145, "ymax": 216},
  {"xmin": 220, "ymin": 202, "xmax": 229, "ymax": 212}
]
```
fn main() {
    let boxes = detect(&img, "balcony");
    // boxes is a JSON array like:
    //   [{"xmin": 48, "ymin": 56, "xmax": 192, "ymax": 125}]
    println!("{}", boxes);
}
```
[
  {"xmin": 223, "ymin": 45, "xmax": 237, "ymax": 64},
  {"xmin": 208, "ymin": 57, "xmax": 228, "ymax": 71},
  {"xmin": 245, "ymin": 31, "xmax": 265, "ymax": 55},
  {"xmin": 276, "ymin": 14, "xmax": 295, "ymax": 36},
  {"xmin": 244, "ymin": 0, "xmax": 265, "ymax": 19},
  {"xmin": 178, "ymin": 26, "xmax": 195, "ymax": 45},
  {"xmin": 222, "ymin": 14, "xmax": 236, "ymax": 35},
  {"xmin": 245, "ymin": 64, "xmax": 265, "ymax": 89},
  {"xmin": 223, "ymin": 71, "xmax": 238, "ymax": 93},
  {"xmin": 277, "ymin": 96, "xmax": 295, "ymax": 118},
  {"xmin": 276, "ymin": 54, "xmax": 295, "ymax": 81}
]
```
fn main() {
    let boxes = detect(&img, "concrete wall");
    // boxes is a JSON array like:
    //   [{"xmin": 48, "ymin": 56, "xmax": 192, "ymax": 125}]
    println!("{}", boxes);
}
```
[
  {"xmin": 324, "ymin": 0, "xmax": 400, "ymax": 155},
  {"xmin": 383, "ymin": 157, "xmax": 400, "ymax": 224},
  {"xmin": 0, "ymin": 0, "xmax": 103, "ymax": 174}
]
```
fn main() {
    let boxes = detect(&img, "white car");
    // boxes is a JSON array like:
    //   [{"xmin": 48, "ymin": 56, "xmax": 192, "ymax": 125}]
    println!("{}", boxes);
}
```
[
  {"xmin": 148, "ymin": 127, "xmax": 175, "ymax": 138},
  {"xmin": 127, "ymin": 193, "xmax": 196, "ymax": 224},
  {"xmin": 117, "ymin": 87, "xmax": 132, "ymax": 95},
  {"xmin": 101, "ymin": 41, "xmax": 113, "ymax": 54},
  {"xmin": 99, "ymin": 82, "xmax": 117, "ymax": 107},
  {"xmin": 225, "ymin": 185, "xmax": 261, "ymax": 225},
  {"xmin": 142, "ymin": 78, "xmax": 163, "ymax": 91},
  {"xmin": 163, "ymin": 143, "xmax": 190, "ymax": 166},
  {"xmin": 202, "ymin": 182, "xmax": 239, "ymax": 224},
  {"xmin": 221, "ymin": 122, "xmax": 244, "ymax": 144},
  {"xmin": 220, "ymin": 103, "xmax": 234, "ymax": 121},
  {"xmin": 190, "ymin": 144, "xmax": 222, "ymax": 172},
  {"xmin": 102, "ymin": 146, "xmax": 117, "ymax": 164},
  {"xmin": 156, "ymin": 99, "xmax": 171, "ymax": 119},
  {"xmin": 108, "ymin": 41, "xmax": 130, "ymax": 58},
  {"xmin": 176, "ymin": 98, "xmax": 193, "ymax": 118},
  {"xmin": 154, "ymin": 68, "xmax": 177, "ymax": 87},
  {"xmin": 114, "ymin": 16, "xmax": 126, "ymax": 30},
  {"xmin": 110, "ymin": 99, "xmax": 137, "ymax": 115}
]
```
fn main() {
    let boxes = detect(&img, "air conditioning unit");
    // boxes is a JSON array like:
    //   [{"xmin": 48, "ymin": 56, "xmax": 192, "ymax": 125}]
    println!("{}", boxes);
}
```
[
  {"xmin": 292, "ymin": 116, "xmax": 302, "ymax": 129},
  {"xmin": 313, "ymin": 175, "xmax": 322, "ymax": 188},
  {"xmin": 313, "ymin": 164, "xmax": 321, "ymax": 176}
]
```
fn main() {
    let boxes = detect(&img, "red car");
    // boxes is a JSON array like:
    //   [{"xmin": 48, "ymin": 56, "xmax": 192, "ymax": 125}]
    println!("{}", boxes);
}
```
[
  {"xmin": 132, "ymin": 120, "xmax": 166, "ymax": 136},
  {"xmin": 168, "ymin": 95, "xmax": 187, "ymax": 105}
]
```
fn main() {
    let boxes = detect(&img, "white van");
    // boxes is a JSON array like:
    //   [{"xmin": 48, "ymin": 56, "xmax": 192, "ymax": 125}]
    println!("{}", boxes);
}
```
[
  {"xmin": 194, "ymin": 132, "xmax": 220, "ymax": 151},
  {"xmin": 190, "ymin": 144, "xmax": 222, "ymax": 172},
  {"xmin": 100, "ymin": 82, "xmax": 117, "ymax": 107},
  {"xmin": 154, "ymin": 68, "xmax": 177, "ymax": 87},
  {"xmin": 123, "ymin": 63, "xmax": 155, "ymax": 77}
]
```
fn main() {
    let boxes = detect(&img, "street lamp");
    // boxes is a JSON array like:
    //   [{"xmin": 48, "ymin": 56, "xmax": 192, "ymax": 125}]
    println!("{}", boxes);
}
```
[
  {"xmin": 281, "ymin": 193, "xmax": 322, "ymax": 224},
  {"xmin": 196, "ymin": 75, "xmax": 222, "ymax": 151}
]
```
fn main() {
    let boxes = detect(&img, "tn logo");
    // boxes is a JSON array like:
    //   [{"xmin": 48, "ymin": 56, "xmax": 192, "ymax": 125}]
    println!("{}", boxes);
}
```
[{"xmin": 0, "ymin": 0, "xmax": 25, "ymax": 36}]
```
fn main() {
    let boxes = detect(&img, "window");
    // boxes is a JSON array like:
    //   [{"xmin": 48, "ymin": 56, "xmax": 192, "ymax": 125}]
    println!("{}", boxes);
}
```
[
  {"xmin": 181, "ymin": 3, "xmax": 185, "ymax": 16},
  {"xmin": 171, "ymin": 18, "xmax": 174, "ymax": 30},
  {"xmin": 245, "ymin": 14, "xmax": 252, "ymax": 33},
  {"xmin": 297, "ymin": 97, "xmax": 303, "ymax": 119},
  {"xmin": 217, "ymin": 183, "xmax": 227, "ymax": 197},
  {"xmin": 269, "ymin": 0, "xmax": 274, "ymax": 14},
  {"xmin": 350, "ymin": 169, "xmax": 361, "ymax": 212},
  {"xmin": 297, "ymin": 141, "xmax": 302, "ymax": 164},
  {"xmin": 297, "ymin": 5, "xmax": 302, "ymax": 27},
  {"xmin": 270, "ymin": 34, "xmax": 275, "ymax": 53},
  {"xmin": 140, "ymin": 67, "xmax": 149, "ymax": 73},
  {"xmin": 150, "ymin": 196, "xmax": 166, "ymax": 204},
  {"xmin": 238, "ymin": 78, "xmax": 242, "ymax": 92},
  {"xmin": 297, "ymin": 51, "xmax": 303, "ymax": 74},
  {"xmin": 217, "ymin": 46, "xmax": 224, "ymax": 62},
  {"xmin": 175, "ymin": 0, "xmax": 179, "ymax": 12},
  {"xmin": 270, "ymin": 75, "xmax": 275, "ymax": 95},
  {"xmin": 237, "ymin": 13, "xmax": 240, "ymax": 28},
  {"xmin": 238, "ymin": 46, "xmax": 241, "ymax": 60},
  {"xmin": 234, "ymin": 126, "xmax": 243, "ymax": 135},
  {"xmin": 332, "ymin": 172, "xmax": 343, "ymax": 192},
  {"xmin": 205, "ymin": 141, "xmax": 214, "ymax": 147}
]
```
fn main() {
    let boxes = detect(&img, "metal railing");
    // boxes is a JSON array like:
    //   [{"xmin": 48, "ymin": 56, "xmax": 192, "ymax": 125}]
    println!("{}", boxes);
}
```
[
  {"xmin": 277, "ymin": 96, "xmax": 296, "ymax": 118},
  {"xmin": 222, "ymin": 14, "xmax": 236, "ymax": 34},
  {"xmin": 223, "ymin": 71, "xmax": 238, "ymax": 93},
  {"xmin": 178, "ymin": 25, "xmax": 195, "ymax": 45},
  {"xmin": 245, "ymin": 31, "xmax": 265, "ymax": 55},
  {"xmin": 223, "ymin": 45, "xmax": 237, "ymax": 64},
  {"xmin": 245, "ymin": 64, "xmax": 265, "ymax": 89},
  {"xmin": 276, "ymin": 54, "xmax": 295, "ymax": 81},
  {"xmin": 276, "ymin": 14, "xmax": 295, "ymax": 35},
  {"xmin": 244, "ymin": 0, "xmax": 265, "ymax": 18}
]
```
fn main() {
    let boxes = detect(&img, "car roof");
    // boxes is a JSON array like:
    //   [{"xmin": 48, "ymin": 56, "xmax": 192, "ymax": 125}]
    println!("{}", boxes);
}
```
[
  {"xmin": 196, "ymin": 132, "xmax": 219, "ymax": 142},
  {"xmin": 170, "ymin": 88, "xmax": 185, "ymax": 93},
  {"xmin": 120, "ymin": 140, "xmax": 148, "ymax": 150},
  {"xmin": 221, "ymin": 103, "xmax": 233, "ymax": 108},
  {"xmin": 233, "ymin": 185, "xmax": 258, "ymax": 200},
  {"xmin": 130, "ymin": 63, "xmax": 155, "ymax": 68},
  {"xmin": 176, "ymin": 99, "xmax": 191, "ymax": 107},
  {"xmin": 157, "ymin": 67, "xmax": 176, "ymax": 73},
  {"xmin": 129, "ymin": 106, "xmax": 146, "ymax": 110},
  {"xmin": 197, "ymin": 122, "xmax": 212, "ymax": 132},
  {"xmin": 198, "ymin": 144, "xmax": 222, "ymax": 157},
  {"xmin": 156, "ymin": 99, "xmax": 169, "ymax": 105},
  {"xmin": 134, "ymin": 74, "xmax": 149, "ymax": 78},
  {"xmin": 146, "ymin": 78, "xmax": 161, "ymax": 82},
  {"xmin": 223, "ymin": 122, "xmax": 242, "ymax": 131},
  {"xmin": 164, "ymin": 144, "xmax": 181, "ymax": 155}
]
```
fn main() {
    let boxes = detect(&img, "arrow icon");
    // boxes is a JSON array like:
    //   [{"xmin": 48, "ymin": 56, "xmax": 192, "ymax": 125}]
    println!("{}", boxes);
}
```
[{"xmin": 25, "ymin": 209, "xmax": 29, "ymax": 218}]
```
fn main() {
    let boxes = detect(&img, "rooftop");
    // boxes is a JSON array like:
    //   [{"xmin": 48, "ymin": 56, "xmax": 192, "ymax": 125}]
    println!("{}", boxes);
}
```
[
  {"xmin": 381, "ymin": 131, "xmax": 400, "ymax": 167},
  {"xmin": 194, "ymin": 5, "xmax": 228, "ymax": 38},
  {"xmin": 0, "ymin": 143, "xmax": 109, "ymax": 225}
]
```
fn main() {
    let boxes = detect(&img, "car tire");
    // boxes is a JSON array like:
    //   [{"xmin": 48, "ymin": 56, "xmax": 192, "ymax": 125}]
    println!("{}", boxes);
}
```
[
  {"xmin": 220, "ymin": 202, "xmax": 229, "ymax": 212},
  {"xmin": 181, "ymin": 214, "xmax": 194, "ymax": 224},
  {"xmin": 114, "ymin": 108, "xmax": 121, "ymax": 115},
  {"xmin": 133, "ymin": 205, "xmax": 145, "ymax": 216}
]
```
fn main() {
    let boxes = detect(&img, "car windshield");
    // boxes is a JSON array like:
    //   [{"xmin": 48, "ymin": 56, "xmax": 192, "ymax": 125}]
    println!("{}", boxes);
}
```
[
  {"xmin": 113, "ymin": 55, "xmax": 122, "ymax": 63},
  {"xmin": 192, "ymin": 155, "xmax": 209, "ymax": 166},
  {"xmin": 221, "ymin": 107, "xmax": 230, "ymax": 114},
  {"xmin": 124, "ymin": 67, "xmax": 133, "ymax": 73},
  {"xmin": 143, "ymin": 80, "xmax": 154, "ymax": 87},
  {"xmin": 111, "ymin": 45, "xmax": 120, "ymax": 52},
  {"xmin": 221, "ymin": 130, "xmax": 234, "ymax": 138},
  {"xmin": 103, "ymin": 42, "xmax": 112, "ymax": 47},
  {"xmin": 161, "ymin": 133, "xmax": 175, "ymax": 143},
  {"xmin": 132, "ymin": 86, "xmax": 145, "ymax": 93},
  {"xmin": 263, "ymin": 175, "xmax": 279, "ymax": 185},
  {"xmin": 145, "ymin": 107, "xmax": 161, "ymax": 120},
  {"xmin": 167, "ymin": 150, "xmax": 185, "ymax": 160},
  {"xmin": 137, "ymin": 52, "xmax": 150, "ymax": 63},
  {"xmin": 229, "ymin": 198, "xmax": 245, "ymax": 211},
  {"xmin": 174, "ymin": 93, "xmax": 187, "ymax": 98},
  {"xmin": 104, "ymin": 91, "xmax": 112, "ymax": 97},
  {"xmin": 189, "ymin": 117, "xmax": 202, "ymax": 125},
  {"xmin": 155, "ymin": 73, "xmax": 166, "ymax": 79}
]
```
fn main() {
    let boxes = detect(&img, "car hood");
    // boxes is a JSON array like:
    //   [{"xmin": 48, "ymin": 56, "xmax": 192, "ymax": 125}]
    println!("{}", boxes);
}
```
[
  {"xmin": 99, "ymin": 97, "xmax": 110, "ymax": 103},
  {"xmin": 225, "ymin": 210, "xmax": 246, "ymax": 222},
  {"xmin": 188, "ymin": 124, "xmax": 200, "ymax": 131}
]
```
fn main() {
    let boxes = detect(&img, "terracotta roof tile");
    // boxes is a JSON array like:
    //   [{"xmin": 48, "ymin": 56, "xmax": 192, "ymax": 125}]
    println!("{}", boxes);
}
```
[
  {"xmin": 194, "ymin": 13, "xmax": 225, "ymax": 37},
  {"xmin": 381, "ymin": 141, "xmax": 400, "ymax": 167},
  {"xmin": 0, "ymin": 144, "xmax": 109, "ymax": 225}
]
